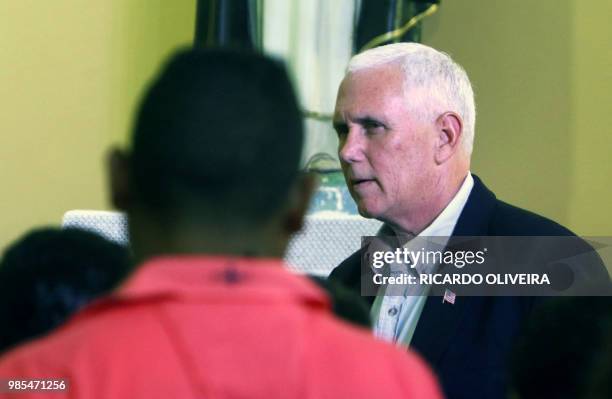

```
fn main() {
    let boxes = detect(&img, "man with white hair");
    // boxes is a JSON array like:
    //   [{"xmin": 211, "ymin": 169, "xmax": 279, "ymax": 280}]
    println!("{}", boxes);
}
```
[{"xmin": 328, "ymin": 43, "xmax": 584, "ymax": 399}]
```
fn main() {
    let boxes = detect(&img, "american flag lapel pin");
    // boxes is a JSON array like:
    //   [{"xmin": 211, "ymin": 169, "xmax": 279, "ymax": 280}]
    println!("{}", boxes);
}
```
[{"xmin": 442, "ymin": 288, "xmax": 456, "ymax": 305}]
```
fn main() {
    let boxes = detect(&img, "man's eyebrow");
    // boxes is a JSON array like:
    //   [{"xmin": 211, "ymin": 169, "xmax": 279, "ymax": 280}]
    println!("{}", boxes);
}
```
[
  {"xmin": 332, "ymin": 115, "xmax": 388, "ymax": 132},
  {"xmin": 354, "ymin": 116, "xmax": 388, "ymax": 128}
]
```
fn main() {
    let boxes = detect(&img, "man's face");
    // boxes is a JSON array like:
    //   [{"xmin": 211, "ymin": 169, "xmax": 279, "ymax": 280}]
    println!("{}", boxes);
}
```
[{"xmin": 333, "ymin": 65, "xmax": 439, "ymax": 227}]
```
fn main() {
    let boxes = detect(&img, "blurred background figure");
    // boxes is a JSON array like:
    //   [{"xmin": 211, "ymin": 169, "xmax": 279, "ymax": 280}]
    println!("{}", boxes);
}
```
[
  {"xmin": 585, "ymin": 325, "xmax": 612, "ymax": 399},
  {"xmin": 309, "ymin": 275, "xmax": 371, "ymax": 327},
  {"xmin": 510, "ymin": 297, "xmax": 612, "ymax": 399},
  {"xmin": 0, "ymin": 227, "xmax": 132, "ymax": 353}
]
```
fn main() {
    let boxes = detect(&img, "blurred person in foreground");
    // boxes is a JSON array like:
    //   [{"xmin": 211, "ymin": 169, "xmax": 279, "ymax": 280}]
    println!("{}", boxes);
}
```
[
  {"xmin": 0, "ymin": 48, "xmax": 442, "ymax": 398},
  {"xmin": 328, "ymin": 42, "xmax": 609, "ymax": 399},
  {"xmin": 0, "ymin": 227, "xmax": 132, "ymax": 353}
]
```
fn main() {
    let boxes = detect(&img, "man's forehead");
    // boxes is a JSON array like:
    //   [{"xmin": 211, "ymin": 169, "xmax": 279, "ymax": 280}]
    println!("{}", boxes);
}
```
[
  {"xmin": 334, "ymin": 68, "xmax": 406, "ymax": 120},
  {"xmin": 344, "ymin": 64, "xmax": 404, "ymax": 88}
]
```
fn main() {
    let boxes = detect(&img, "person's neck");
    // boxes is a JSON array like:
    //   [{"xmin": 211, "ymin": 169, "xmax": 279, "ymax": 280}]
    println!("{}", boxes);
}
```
[
  {"xmin": 129, "ymin": 217, "xmax": 287, "ymax": 265},
  {"xmin": 387, "ymin": 171, "xmax": 468, "ymax": 237}
]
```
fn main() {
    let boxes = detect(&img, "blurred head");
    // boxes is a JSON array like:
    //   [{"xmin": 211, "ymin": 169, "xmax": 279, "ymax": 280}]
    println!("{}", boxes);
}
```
[
  {"xmin": 333, "ymin": 43, "xmax": 475, "ymax": 233},
  {"xmin": 0, "ymin": 227, "xmax": 132, "ymax": 353},
  {"xmin": 109, "ymin": 48, "xmax": 311, "ymax": 258}
]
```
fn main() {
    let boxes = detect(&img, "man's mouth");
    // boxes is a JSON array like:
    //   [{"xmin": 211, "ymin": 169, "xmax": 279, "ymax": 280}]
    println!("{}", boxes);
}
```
[{"xmin": 351, "ymin": 178, "xmax": 375, "ymax": 188}]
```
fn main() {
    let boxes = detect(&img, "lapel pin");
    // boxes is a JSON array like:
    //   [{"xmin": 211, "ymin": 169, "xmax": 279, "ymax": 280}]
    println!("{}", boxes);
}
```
[{"xmin": 442, "ymin": 288, "xmax": 456, "ymax": 305}]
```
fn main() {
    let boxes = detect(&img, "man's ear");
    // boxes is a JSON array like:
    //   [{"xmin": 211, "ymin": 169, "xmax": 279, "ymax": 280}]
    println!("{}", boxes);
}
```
[
  {"xmin": 283, "ymin": 172, "xmax": 317, "ymax": 235},
  {"xmin": 107, "ymin": 147, "xmax": 132, "ymax": 211},
  {"xmin": 434, "ymin": 112, "xmax": 463, "ymax": 164}
]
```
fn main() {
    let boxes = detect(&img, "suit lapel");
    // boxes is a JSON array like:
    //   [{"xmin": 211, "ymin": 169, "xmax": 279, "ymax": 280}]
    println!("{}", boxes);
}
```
[{"xmin": 410, "ymin": 175, "xmax": 497, "ymax": 366}]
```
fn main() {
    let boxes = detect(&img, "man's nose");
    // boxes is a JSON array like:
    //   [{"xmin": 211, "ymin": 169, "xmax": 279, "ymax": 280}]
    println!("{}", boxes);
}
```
[{"xmin": 338, "ymin": 129, "xmax": 365, "ymax": 164}]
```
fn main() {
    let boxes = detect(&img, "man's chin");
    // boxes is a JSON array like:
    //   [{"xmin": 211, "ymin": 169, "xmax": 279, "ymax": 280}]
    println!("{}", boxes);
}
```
[{"xmin": 356, "ymin": 204, "xmax": 379, "ymax": 220}]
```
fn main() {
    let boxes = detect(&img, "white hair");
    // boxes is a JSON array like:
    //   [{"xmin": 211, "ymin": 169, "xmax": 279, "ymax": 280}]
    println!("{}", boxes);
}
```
[{"xmin": 347, "ymin": 43, "xmax": 476, "ymax": 155}]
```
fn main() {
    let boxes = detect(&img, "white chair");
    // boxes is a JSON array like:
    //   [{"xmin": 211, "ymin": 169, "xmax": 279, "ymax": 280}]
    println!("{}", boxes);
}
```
[
  {"xmin": 62, "ymin": 210, "xmax": 128, "ymax": 245},
  {"xmin": 62, "ymin": 210, "xmax": 382, "ymax": 276}
]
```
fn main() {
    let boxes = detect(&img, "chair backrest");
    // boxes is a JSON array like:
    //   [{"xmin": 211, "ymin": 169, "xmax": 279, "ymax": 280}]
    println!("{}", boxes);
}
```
[
  {"xmin": 62, "ymin": 210, "xmax": 381, "ymax": 276},
  {"xmin": 62, "ymin": 210, "xmax": 128, "ymax": 244}
]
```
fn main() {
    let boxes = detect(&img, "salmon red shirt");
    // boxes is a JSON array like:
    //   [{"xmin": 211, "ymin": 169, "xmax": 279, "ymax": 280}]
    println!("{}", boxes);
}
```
[{"xmin": 0, "ymin": 256, "xmax": 442, "ymax": 399}]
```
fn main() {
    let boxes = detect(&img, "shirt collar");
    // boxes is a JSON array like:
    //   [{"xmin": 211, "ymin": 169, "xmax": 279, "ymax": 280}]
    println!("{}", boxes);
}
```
[
  {"xmin": 373, "ymin": 173, "xmax": 474, "ymax": 275},
  {"xmin": 419, "ymin": 172, "xmax": 474, "ymax": 237},
  {"xmin": 377, "ymin": 172, "xmax": 474, "ymax": 239},
  {"xmin": 92, "ymin": 256, "xmax": 330, "ymax": 310}
]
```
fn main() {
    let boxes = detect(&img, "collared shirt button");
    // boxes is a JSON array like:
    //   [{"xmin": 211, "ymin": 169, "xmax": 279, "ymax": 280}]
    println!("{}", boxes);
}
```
[{"xmin": 388, "ymin": 307, "xmax": 398, "ymax": 316}]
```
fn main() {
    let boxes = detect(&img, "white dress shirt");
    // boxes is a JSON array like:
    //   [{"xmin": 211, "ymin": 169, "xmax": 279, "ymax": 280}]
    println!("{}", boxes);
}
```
[{"xmin": 371, "ymin": 173, "xmax": 474, "ymax": 346}]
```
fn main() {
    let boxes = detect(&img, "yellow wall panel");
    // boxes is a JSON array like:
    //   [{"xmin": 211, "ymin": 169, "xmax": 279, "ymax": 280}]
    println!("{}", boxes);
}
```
[
  {"xmin": 424, "ymin": 0, "xmax": 611, "ymax": 234},
  {"xmin": 569, "ymin": 0, "xmax": 612, "ymax": 235},
  {"xmin": 424, "ymin": 0, "xmax": 572, "ymax": 227},
  {"xmin": 0, "ymin": 1, "xmax": 195, "ymax": 248}
]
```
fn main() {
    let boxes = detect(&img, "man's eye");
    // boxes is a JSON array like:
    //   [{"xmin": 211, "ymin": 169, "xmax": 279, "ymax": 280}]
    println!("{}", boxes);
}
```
[
  {"xmin": 334, "ymin": 124, "xmax": 349, "ymax": 137},
  {"xmin": 364, "ymin": 122, "xmax": 385, "ymax": 133}
]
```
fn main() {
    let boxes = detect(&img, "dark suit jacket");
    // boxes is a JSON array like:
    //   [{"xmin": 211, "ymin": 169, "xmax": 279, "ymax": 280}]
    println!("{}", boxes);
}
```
[{"xmin": 328, "ymin": 175, "xmax": 606, "ymax": 399}]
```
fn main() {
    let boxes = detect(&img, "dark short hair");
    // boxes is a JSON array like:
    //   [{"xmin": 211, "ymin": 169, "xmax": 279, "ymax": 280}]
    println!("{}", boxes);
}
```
[
  {"xmin": 130, "ymin": 48, "xmax": 303, "ymax": 224},
  {"xmin": 0, "ymin": 227, "xmax": 132, "ymax": 353}
]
